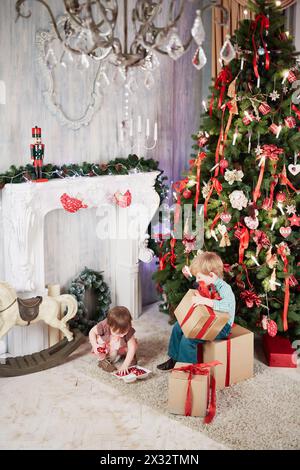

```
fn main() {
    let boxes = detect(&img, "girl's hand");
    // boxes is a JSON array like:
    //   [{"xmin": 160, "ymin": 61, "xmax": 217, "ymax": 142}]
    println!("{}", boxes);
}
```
[{"xmin": 118, "ymin": 362, "xmax": 130, "ymax": 376}]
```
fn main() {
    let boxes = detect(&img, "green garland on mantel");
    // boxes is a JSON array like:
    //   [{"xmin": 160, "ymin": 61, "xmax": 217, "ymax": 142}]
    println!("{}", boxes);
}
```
[{"xmin": 0, "ymin": 154, "xmax": 168, "ymax": 201}]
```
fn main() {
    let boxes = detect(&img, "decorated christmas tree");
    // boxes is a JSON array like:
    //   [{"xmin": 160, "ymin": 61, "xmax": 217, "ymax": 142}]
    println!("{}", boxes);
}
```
[{"xmin": 154, "ymin": 0, "xmax": 300, "ymax": 340}]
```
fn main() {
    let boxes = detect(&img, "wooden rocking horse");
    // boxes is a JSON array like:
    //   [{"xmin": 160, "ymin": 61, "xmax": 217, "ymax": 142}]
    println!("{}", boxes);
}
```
[{"xmin": 0, "ymin": 282, "xmax": 85, "ymax": 376}]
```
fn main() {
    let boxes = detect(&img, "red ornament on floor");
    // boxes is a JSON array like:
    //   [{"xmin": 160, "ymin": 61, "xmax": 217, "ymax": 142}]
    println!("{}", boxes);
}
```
[{"xmin": 263, "ymin": 334, "xmax": 297, "ymax": 368}]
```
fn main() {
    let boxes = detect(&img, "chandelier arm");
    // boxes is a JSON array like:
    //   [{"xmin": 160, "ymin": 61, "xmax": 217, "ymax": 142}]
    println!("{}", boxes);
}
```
[
  {"xmin": 15, "ymin": 0, "xmax": 65, "ymax": 42},
  {"xmin": 93, "ymin": 1, "xmax": 118, "ymax": 29},
  {"xmin": 130, "ymin": 2, "xmax": 164, "ymax": 53},
  {"xmin": 132, "ymin": 0, "xmax": 163, "ymax": 24},
  {"xmin": 168, "ymin": 0, "xmax": 185, "ymax": 25},
  {"xmin": 94, "ymin": 0, "xmax": 115, "ymax": 34},
  {"xmin": 201, "ymin": 2, "xmax": 229, "ymax": 27},
  {"xmin": 63, "ymin": 0, "xmax": 84, "ymax": 28}
]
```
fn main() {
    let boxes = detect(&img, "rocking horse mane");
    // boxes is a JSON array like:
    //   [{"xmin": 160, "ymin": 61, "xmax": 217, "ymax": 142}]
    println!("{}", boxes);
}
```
[{"xmin": 0, "ymin": 282, "xmax": 17, "ymax": 300}]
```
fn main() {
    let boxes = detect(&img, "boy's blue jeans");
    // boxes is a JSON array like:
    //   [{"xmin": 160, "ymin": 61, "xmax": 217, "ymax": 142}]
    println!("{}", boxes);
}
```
[{"xmin": 168, "ymin": 321, "xmax": 231, "ymax": 364}]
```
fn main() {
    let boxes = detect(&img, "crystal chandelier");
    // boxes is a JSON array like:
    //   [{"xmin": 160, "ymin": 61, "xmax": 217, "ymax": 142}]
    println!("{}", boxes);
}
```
[{"xmin": 15, "ymin": 0, "xmax": 229, "ymax": 71}]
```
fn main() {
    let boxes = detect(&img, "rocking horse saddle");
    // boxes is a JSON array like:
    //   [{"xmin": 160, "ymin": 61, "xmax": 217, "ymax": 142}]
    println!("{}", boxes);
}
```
[{"xmin": 17, "ymin": 296, "xmax": 43, "ymax": 325}]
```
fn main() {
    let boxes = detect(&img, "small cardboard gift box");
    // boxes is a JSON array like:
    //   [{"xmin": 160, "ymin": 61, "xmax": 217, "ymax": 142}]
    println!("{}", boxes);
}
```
[
  {"xmin": 174, "ymin": 289, "xmax": 229, "ymax": 341},
  {"xmin": 167, "ymin": 361, "xmax": 220, "ymax": 423},
  {"xmin": 200, "ymin": 324, "xmax": 254, "ymax": 390}
]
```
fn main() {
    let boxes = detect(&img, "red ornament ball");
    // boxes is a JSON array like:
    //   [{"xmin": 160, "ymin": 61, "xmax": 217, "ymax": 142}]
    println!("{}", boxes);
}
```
[
  {"xmin": 219, "ymin": 159, "xmax": 229, "ymax": 170},
  {"xmin": 276, "ymin": 192, "xmax": 286, "ymax": 203},
  {"xmin": 183, "ymin": 189, "xmax": 192, "ymax": 199},
  {"xmin": 267, "ymin": 319, "xmax": 278, "ymax": 337}
]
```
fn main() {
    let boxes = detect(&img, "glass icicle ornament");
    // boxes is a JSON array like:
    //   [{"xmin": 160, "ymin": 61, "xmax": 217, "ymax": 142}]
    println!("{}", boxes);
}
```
[
  {"xmin": 192, "ymin": 46, "xmax": 207, "ymax": 70},
  {"xmin": 166, "ymin": 28, "xmax": 185, "ymax": 61},
  {"xmin": 141, "ymin": 51, "xmax": 160, "ymax": 72},
  {"xmin": 144, "ymin": 71, "xmax": 155, "ymax": 90},
  {"xmin": 60, "ymin": 49, "xmax": 74, "ymax": 68},
  {"xmin": 220, "ymin": 35, "xmax": 236, "ymax": 64},
  {"xmin": 191, "ymin": 10, "xmax": 206, "ymax": 46},
  {"xmin": 45, "ymin": 46, "xmax": 57, "ymax": 70}
]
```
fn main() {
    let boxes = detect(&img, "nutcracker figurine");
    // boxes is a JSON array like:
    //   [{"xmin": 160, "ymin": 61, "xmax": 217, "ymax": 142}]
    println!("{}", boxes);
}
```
[{"xmin": 30, "ymin": 126, "xmax": 47, "ymax": 182}]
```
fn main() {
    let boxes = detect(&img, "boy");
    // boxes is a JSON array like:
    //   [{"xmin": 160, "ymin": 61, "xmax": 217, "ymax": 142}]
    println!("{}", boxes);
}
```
[{"xmin": 157, "ymin": 251, "xmax": 236, "ymax": 370}]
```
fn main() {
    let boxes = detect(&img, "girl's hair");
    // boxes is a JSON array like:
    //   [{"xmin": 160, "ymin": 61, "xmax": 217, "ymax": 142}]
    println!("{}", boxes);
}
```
[
  {"xmin": 107, "ymin": 306, "xmax": 132, "ymax": 333},
  {"xmin": 190, "ymin": 251, "xmax": 224, "ymax": 278}
]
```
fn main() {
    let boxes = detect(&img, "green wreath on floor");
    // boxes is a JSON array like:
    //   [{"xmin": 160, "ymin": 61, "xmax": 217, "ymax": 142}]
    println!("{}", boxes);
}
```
[{"xmin": 68, "ymin": 267, "xmax": 111, "ymax": 335}]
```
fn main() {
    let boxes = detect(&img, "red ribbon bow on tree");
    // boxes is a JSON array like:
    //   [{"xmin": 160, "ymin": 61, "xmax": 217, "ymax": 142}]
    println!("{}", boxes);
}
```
[
  {"xmin": 251, "ymin": 13, "xmax": 270, "ymax": 79},
  {"xmin": 253, "ymin": 145, "xmax": 283, "ymax": 203},
  {"xmin": 209, "ymin": 66, "xmax": 233, "ymax": 117}
]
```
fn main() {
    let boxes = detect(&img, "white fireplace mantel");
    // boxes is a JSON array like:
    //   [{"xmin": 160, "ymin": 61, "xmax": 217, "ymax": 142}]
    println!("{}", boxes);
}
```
[{"xmin": 1, "ymin": 171, "xmax": 160, "ymax": 355}]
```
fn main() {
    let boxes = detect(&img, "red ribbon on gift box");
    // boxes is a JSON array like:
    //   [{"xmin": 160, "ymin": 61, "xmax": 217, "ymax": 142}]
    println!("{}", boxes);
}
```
[
  {"xmin": 180, "ymin": 282, "xmax": 221, "ymax": 339},
  {"xmin": 172, "ymin": 361, "xmax": 221, "ymax": 423}
]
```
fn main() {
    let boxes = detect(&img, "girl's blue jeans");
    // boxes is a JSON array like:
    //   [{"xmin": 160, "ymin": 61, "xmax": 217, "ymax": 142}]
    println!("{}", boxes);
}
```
[{"xmin": 168, "ymin": 321, "xmax": 231, "ymax": 364}]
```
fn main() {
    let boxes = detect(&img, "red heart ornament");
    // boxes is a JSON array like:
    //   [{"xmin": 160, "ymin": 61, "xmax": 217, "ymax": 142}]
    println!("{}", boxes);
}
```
[
  {"xmin": 220, "ymin": 212, "xmax": 232, "ymax": 224},
  {"xmin": 279, "ymin": 226, "xmax": 292, "ymax": 238}
]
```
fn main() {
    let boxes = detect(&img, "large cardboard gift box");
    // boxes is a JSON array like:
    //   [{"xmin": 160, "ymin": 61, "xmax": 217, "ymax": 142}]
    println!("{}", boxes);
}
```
[
  {"xmin": 200, "ymin": 324, "xmax": 254, "ymax": 390},
  {"xmin": 167, "ymin": 361, "xmax": 220, "ymax": 423},
  {"xmin": 174, "ymin": 289, "xmax": 229, "ymax": 341}
]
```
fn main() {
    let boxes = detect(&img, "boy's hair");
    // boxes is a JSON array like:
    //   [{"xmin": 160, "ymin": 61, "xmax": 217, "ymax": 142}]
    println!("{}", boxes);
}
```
[
  {"xmin": 107, "ymin": 306, "xmax": 132, "ymax": 333},
  {"xmin": 190, "ymin": 251, "xmax": 224, "ymax": 279}
]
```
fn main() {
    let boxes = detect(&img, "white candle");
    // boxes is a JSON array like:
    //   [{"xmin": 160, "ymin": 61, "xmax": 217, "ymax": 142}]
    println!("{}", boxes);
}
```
[
  {"xmin": 232, "ymin": 129, "xmax": 238, "ymax": 146},
  {"xmin": 137, "ymin": 115, "xmax": 142, "ymax": 133},
  {"xmin": 146, "ymin": 119, "xmax": 150, "ymax": 138},
  {"xmin": 154, "ymin": 121, "xmax": 158, "ymax": 141},
  {"xmin": 202, "ymin": 100, "xmax": 208, "ymax": 112},
  {"xmin": 282, "ymin": 71, "xmax": 289, "ymax": 84},
  {"xmin": 240, "ymin": 58, "xmax": 244, "ymax": 70},
  {"xmin": 257, "ymin": 77, "xmax": 260, "ymax": 88},
  {"xmin": 251, "ymin": 255, "xmax": 260, "ymax": 267},
  {"xmin": 277, "ymin": 203, "xmax": 284, "ymax": 215},
  {"xmin": 276, "ymin": 125, "xmax": 282, "ymax": 139},
  {"xmin": 271, "ymin": 217, "xmax": 278, "ymax": 231}
]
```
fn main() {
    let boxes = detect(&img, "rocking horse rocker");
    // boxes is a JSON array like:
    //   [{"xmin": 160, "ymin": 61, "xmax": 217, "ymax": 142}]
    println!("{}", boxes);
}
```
[{"xmin": 0, "ymin": 282, "xmax": 85, "ymax": 377}]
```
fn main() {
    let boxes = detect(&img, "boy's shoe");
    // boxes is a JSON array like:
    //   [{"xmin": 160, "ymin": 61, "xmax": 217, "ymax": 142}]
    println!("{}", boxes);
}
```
[
  {"xmin": 98, "ymin": 358, "xmax": 117, "ymax": 373},
  {"xmin": 157, "ymin": 357, "xmax": 176, "ymax": 371}
]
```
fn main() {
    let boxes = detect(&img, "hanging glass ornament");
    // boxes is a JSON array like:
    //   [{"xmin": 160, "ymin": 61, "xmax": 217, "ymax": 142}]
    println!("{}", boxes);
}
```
[
  {"xmin": 96, "ymin": 65, "xmax": 110, "ymax": 89},
  {"xmin": 220, "ymin": 35, "xmax": 236, "ymax": 64},
  {"xmin": 191, "ymin": 10, "xmax": 206, "ymax": 46},
  {"xmin": 192, "ymin": 47, "xmax": 207, "ymax": 70},
  {"xmin": 166, "ymin": 28, "xmax": 185, "ymax": 60},
  {"xmin": 45, "ymin": 46, "xmax": 58, "ymax": 70},
  {"xmin": 60, "ymin": 49, "xmax": 74, "ymax": 68},
  {"xmin": 258, "ymin": 46, "xmax": 265, "ymax": 56},
  {"xmin": 141, "ymin": 51, "xmax": 160, "ymax": 72},
  {"xmin": 77, "ymin": 53, "xmax": 90, "ymax": 70},
  {"xmin": 144, "ymin": 71, "xmax": 155, "ymax": 90}
]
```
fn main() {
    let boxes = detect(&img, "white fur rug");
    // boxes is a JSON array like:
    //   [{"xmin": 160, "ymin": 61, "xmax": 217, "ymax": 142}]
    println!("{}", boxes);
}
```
[{"xmin": 74, "ymin": 304, "xmax": 300, "ymax": 450}]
